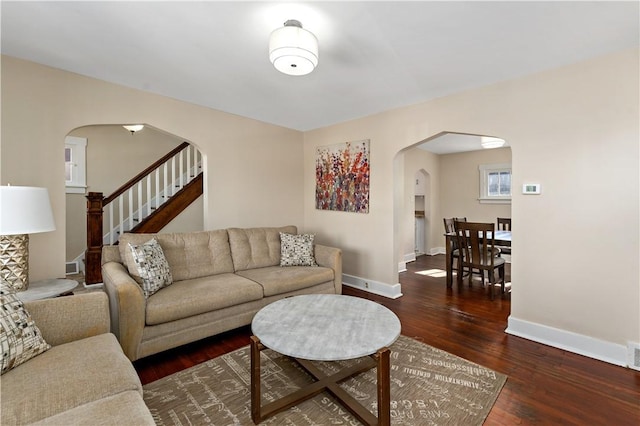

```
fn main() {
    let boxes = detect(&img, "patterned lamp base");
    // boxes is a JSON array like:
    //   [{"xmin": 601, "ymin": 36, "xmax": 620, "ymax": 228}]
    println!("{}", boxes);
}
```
[{"xmin": 0, "ymin": 234, "xmax": 29, "ymax": 291}]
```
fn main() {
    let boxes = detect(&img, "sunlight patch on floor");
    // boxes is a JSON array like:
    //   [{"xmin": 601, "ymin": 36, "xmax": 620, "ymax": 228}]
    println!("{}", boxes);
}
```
[{"xmin": 415, "ymin": 269, "xmax": 447, "ymax": 278}]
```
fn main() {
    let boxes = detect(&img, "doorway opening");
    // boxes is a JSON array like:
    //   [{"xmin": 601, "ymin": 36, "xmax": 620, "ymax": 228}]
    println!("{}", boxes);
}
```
[
  {"xmin": 64, "ymin": 124, "xmax": 205, "ymax": 281},
  {"xmin": 396, "ymin": 132, "xmax": 512, "ymax": 306}
]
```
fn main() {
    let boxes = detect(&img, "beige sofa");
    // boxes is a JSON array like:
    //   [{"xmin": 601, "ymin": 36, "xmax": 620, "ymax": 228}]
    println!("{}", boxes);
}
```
[
  {"xmin": 102, "ymin": 226, "xmax": 342, "ymax": 361},
  {"xmin": 0, "ymin": 292, "xmax": 154, "ymax": 425}
]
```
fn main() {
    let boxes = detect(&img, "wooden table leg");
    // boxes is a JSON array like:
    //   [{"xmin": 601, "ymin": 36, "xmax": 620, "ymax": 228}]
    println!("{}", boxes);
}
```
[
  {"xmin": 251, "ymin": 337, "xmax": 391, "ymax": 426},
  {"xmin": 250, "ymin": 335, "xmax": 262, "ymax": 424},
  {"xmin": 376, "ymin": 347, "xmax": 391, "ymax": 426},
  {"xmin": 445, "ymin": 234, "xmax": 453, "ymax": 288}
]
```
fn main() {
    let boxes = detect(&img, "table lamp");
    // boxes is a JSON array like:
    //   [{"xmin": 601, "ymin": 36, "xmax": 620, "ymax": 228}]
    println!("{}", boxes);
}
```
[{"xmin": 0, "ymin": 186, "xmax": 56, "ymax": 291}]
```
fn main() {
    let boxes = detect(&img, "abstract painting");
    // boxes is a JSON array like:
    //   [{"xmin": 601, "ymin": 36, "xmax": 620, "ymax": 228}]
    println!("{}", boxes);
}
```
[{"xmin": 315, "ymin": 139, "xmax": 370, "ymax": 213}]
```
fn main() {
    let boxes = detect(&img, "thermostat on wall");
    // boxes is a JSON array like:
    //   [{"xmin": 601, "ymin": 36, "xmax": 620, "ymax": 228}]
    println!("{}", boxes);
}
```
[{"xmin": 522, "ymin": 183, "xmax": 541, "ymax": 194}]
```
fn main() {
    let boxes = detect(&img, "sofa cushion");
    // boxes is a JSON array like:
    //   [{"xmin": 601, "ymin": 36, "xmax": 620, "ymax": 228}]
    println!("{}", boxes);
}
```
[
  {"xmin": 236, "ymin": 266, "xmax": 334, "ymax": 297},
  {"xmin": 128, "ymin": 238, "xmax": 173, "ymax": 298},
  {"xmin": 0, "ymin": 333, "xmax": 141, "ymax": 425},
  {"xmin": 228, "ymin": 226, "xmax": 297, "ymax": 271},
  {"xmin": 145, "ymin": 273, "xmax": 264, "ymax": 325},
  {"xmin": 0, "ymin": 285, "xmax": 50, "ymax": 375},
  {"xmin": 119, "ymin": 230, "xmax": 234, "ymax": 281},
  {"xmin": 29, "ymin": 390, "xmax": 155, "ymax": 426},
  {"xmin": 280, "ymin": 232, "xmax": 318, "ymax": 266}
]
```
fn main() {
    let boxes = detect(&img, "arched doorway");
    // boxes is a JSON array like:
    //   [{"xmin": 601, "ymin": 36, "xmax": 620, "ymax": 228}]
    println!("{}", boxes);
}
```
[
  {"xmin": 64, "ymin": 124, "xmax": 204, "ymax": 280},
  {"xmin": 395, "ymin": 132, "xmax": 512, "ymax": 303}
]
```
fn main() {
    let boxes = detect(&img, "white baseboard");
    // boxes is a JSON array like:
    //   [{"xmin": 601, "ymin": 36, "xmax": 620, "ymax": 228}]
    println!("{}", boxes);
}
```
[
  {"xmin": 506, "ymin": 316, "xmax": 628, "ymax": 367},
  {"xmin": 429, "ymin": 247, "xmax": 445, "ymax": 255},
  {"xmin": 342, "ymin": 274, "xmax": 403, "ymax": 299},
  {"xmin": 83, "ymin": 282, "xmax": 104, "ymax": 289},
  {"xmin": 399, "ymin": 252, "xmax": 417, "ymax": 273}
]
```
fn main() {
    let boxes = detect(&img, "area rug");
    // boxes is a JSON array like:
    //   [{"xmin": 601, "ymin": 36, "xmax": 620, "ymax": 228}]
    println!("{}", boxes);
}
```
[{"xmin": 143, "ymin": 335, "xmax": 507, "ymax": 425}]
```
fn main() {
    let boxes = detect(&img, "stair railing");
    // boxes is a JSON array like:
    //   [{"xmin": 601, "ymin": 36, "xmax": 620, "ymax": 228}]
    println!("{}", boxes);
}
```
[
  {"xmin": 85, "ymin": 142, "xmax": 202, "ymax": 283},
  {"xmin": 103, "ymin": 145, "xmax": 201, "ymax": 244}
]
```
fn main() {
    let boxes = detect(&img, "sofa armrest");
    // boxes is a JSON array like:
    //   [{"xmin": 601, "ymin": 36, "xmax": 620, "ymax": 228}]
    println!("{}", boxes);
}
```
[
  {"xmin": 102, "ymin": 261, "xmax": 146, "ymax": 361},
  {"xmin": 24, "ymin": 292, "xmax": 110, "ymax": 347},
  {"xmin": 315, "ymin": 244, "xmax": 342, "ymax": 294}
]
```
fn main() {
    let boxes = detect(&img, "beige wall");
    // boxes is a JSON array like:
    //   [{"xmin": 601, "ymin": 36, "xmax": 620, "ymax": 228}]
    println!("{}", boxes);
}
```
[
  {"xmin": 65, "ymin": 125, "xmax": 191, "ymax": 262},
  {"xmin": 1, "ymin": 55, "xmax": 304, "ymax": 282},
  {"xmin": 305, "ymin": 48, "xmax": 639, "ymax": 363},
  {"xmin": 402, "ymin": 146, "xmax": 440, "ymax": 259},
  {"xmin": 1, "ymin": 48, "xmax": 638, "ymax": 366},
  {"xmin": 437, "ymin": 146, "xmax": 512, "ymax": 247}
]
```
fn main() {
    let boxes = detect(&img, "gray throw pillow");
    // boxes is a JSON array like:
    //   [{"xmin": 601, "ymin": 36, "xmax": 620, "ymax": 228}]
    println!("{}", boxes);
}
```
[
  {"xmin": 279, "ymin": 232, "xmax": 318, "ymax": 267},
  {"xmin": 129, "ymin": 238, "xmax": 173, "ymax": 298},
  {"xmin": 0, "ymin": 284, "xmax": 51, "ymax": 375}
]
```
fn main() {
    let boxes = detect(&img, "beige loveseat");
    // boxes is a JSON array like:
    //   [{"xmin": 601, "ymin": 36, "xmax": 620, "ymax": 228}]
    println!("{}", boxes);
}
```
[
  {"xmin": 0, "ymin": 292, "xmax": 154, "ymax": 425},
  {"xmin": 102, "ymin": 226, "xmax": 342, "ymax": 361}
]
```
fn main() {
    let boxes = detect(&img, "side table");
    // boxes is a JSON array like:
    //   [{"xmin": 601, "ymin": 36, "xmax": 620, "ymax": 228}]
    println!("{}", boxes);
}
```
[{"xmin": 16, "ymin": 278, "xmax": 78, "ymax": 302}]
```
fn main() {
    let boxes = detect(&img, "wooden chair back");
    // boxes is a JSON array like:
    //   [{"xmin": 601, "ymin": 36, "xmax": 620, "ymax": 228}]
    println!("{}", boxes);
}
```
[
  {"xmin": 444, "ymin": 217, "xmax": 467, "ymax": 251},
  {"xmin": 443, "ymin": 217, "xmax": 467, "ymax": 234},
  {"xmin": 455, "ymin": 221, "xmax": 496, "ymax": 268},
  {"xmin": 497, "ymin": 217, "xmax": 511, "ymax": 231}
]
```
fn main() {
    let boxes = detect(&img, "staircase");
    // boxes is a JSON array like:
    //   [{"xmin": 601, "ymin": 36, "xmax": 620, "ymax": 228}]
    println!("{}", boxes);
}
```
[{"xmin": 85, "ymin": 142, "xmax": 203, "ymax": 284}]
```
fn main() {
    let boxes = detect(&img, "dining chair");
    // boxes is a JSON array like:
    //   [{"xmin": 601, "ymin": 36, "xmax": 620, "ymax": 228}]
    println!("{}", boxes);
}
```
[
  {"xmin": 496, "ymin": 217, "xmax": 512, "ymax": 255},
  {"xmin": 497, "ymin": 217, "xmax": 511, "ymax": 231},
  {"xmin": 453, "ymin": 221, "xmax": 506, "ymax": 300},
  {"xmin": 444, "ymin": 217, "xmax": 467, "ymax": 277}
]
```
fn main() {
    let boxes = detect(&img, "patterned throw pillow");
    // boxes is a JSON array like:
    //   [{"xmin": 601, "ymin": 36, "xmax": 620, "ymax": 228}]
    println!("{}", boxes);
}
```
[
  {"xmin": 279, "ymin": 232, "xmax": 318, "ymax": 267},
  {"xmin": 129, "ymin": 238, "xmax": 173, "ymax": 298},
  {"xmin": 0, "ymin": 284, "xmax": 51, "ymax": 375}
]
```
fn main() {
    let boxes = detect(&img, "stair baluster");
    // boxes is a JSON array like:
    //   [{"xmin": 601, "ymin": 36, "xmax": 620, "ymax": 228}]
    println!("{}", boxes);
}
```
[{"xmin": 84, "ymin": 142, "xmax": 203, "ymax": 284}]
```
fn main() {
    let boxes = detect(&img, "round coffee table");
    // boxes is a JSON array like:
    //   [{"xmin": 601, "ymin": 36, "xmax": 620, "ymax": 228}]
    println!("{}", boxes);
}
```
[{"xmin": 250, "ymin": 294, "xmax": 401, "ymax": 425}]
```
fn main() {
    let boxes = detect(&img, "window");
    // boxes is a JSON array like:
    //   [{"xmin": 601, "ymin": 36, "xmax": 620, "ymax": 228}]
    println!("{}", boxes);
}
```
[
  {"xmin": 479, "ymin": 163, "xmax": 511, "ymax": 204},
  {"xmin": 65, "ymin": 136, "xmax": 87, "ymax": 194}
]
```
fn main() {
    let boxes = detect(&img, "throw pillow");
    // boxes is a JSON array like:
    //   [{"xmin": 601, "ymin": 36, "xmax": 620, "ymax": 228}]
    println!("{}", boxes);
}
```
[
  {"xmin": 280, "ymin": 232, "xmax": 318, "ymax": 267},
  {"xmin": 0, "ymin": 284, "xmax": 51, "ymax": 375},
  {"xmin": 128, "ymin": 238, "xmax": 173, "ymax": 298}
]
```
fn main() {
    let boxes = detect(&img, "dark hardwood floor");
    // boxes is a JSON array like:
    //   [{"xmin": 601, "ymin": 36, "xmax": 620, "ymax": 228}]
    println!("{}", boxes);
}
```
[{"xmin": 134, "ymin": 254, "xmax": 640, "ymax": 425}]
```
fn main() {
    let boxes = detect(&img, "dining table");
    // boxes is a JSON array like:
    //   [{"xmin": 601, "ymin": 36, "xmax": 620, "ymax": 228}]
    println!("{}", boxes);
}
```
[{"xmin": 444, "ymin": 230, "xmax": 511, "ymax": 288}]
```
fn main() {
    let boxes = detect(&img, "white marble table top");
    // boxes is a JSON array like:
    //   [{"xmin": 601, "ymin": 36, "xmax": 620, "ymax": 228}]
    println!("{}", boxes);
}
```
[
  {"xmin": 17, "ymin": 279, "xmax": 78, "ymax": 302},
  {"xmin": 252, "ymin": 294, "xmax": 401, "ymax": 361}
]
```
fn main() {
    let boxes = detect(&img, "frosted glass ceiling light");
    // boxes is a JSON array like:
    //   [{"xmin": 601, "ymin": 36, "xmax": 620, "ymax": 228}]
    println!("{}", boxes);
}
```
[
  {"xmin": 269, "ymin": 20, "xmax": 318, "ymax": 76},
  {"xmin": 481, "ymin": 136, "xmax": 506, "ymax": 149},
  {"xmin": 123, "ymin": 124, "xmax": 144, "ymax": 134}
]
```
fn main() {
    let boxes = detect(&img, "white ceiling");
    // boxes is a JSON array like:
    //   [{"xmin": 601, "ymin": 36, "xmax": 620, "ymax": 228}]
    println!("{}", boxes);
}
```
[{"xmin": 2, "ymin": 1, "xmax": 638, "ymax": 151}]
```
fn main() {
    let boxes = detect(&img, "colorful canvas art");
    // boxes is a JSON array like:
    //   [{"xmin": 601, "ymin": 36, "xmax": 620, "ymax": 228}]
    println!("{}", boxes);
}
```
[{"xmin": 315, "ymin": 140, "xmax": 370, "ymax": 213}]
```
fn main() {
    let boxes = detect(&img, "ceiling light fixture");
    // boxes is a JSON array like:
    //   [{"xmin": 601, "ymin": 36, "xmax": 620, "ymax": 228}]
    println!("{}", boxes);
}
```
[
  {"xmin": 123, "ymin": 124, "xmax": 144, "ymax": 134},
  {"xmin": 269, "ymin": 19, "xmax": 318, "ymax": 76},
  {"xmin": 480, "ymin": 136, "xmax": 506, "ymax": 149}
]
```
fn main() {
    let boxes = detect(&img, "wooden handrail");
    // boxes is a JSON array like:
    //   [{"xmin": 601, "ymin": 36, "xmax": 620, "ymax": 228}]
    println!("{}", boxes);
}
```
[
  {"xmin": 129, "ymin": 173, "xmax": 203, "ymax": 234},
  {"xmin": 104, "ymin": 141, "xmax": 190, "ymax": 205}
]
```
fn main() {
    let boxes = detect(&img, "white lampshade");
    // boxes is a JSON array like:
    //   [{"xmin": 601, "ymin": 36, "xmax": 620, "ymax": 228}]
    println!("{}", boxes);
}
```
[
  {"xmin": 269, "ymin": 20, "xmax": 318, "ymax": 76},
  {"xmin": 0, "ymin": 186, "xmax": 56, "ymax": 291},
  {"xmin": 480, "ymin": 137, "xmax": 506, "ymax": 149},
  {"xmin": 0, "ymin": 186, "xmax": 56, "ymax": 235}
]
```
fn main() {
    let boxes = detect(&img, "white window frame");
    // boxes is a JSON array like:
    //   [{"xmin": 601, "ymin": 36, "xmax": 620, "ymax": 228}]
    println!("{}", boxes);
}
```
[
  {"xmin": 65, "ymin": 136, "xmax": 87, "ymax": 194},
  {"xmin": 478, "ymin": 163, "xmax": 511, "ymax": 204}
]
